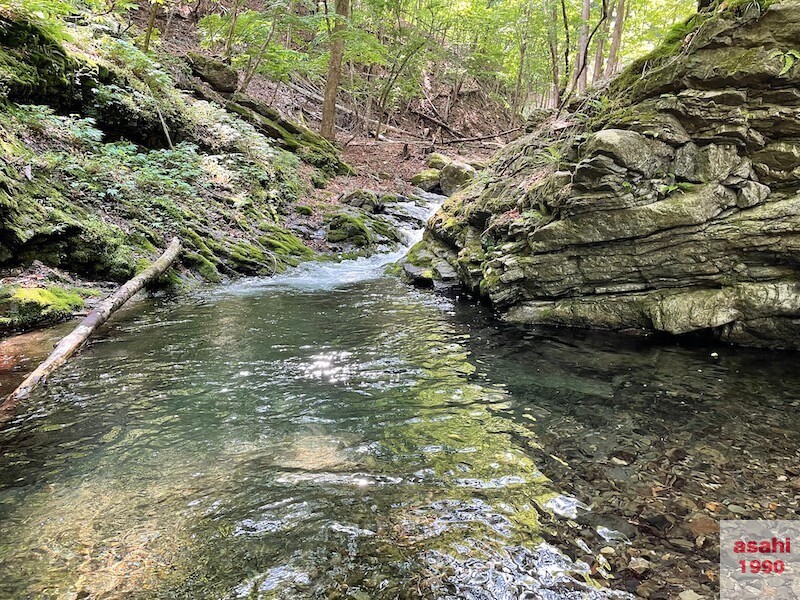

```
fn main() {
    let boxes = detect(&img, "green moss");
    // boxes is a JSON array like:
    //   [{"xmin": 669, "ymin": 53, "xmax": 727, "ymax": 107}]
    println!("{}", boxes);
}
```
[
  {"xmin": 404, "ymin": 241, "xmax": 434, "ymax": 269},
  {"xmin": 296, "ymin": 204, "xmax": 314, "ymax": 216},
  {"xmin": 310, "ymin": 170, "xmax": 328, "ymax": 189},
  {"xmin": 257, "ymin": 222, "xmax": 314, "ymax": 266},
  {"xmin": 411, "ymin": 169, "xmax": 441, "ymax": 187},
  {"xmin": 0, "ymin": 17, "xmax": 75, "ymax": 106},
  {"xmin": 384, "ymin": 262, "xmax": 403, "ymax": 276},
  {"xmin": 326, "ymin": 212, "xmax": 373, "ymax": 246},
  {"xmin": 0, "ymin": 285, "xmax": 86, "ymax": 331},
  {"xmin": 183, "ymin": 251, "xmax": 222, "ymax": 282}
]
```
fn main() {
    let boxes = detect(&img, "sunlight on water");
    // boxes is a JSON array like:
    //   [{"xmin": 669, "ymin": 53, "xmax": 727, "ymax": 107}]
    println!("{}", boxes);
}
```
[{"xmin": 2, "ymin": 191, "xmax": 800, "ymax": 598}]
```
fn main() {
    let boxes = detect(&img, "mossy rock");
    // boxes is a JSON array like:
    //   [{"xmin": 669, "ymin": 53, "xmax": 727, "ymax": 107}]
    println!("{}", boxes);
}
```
[
  {"xmin": 257, "ymin": 222, "xmax": 314, "ymax": 266},
  {"xmin": 440, "ymin": 161, "xmax": 477, "ymax": 196},
  {"xmin": 342, "ymin": 189, "xmax": 382, "ymax": 213},
  {"xmin": 0, "ymin": 285, "xmax": 86, "ymax": 332},
  {"xmin": 426, "ymin": 153, "xmax": 451, "ymax": 169},
  {"xmin": 326, "ymin": 211, "xmax": 374, "ymax": 247},
  {"xmin": 0, "ymin": 17, "xmax": 76, "ymax": 108},
  {"xmin": 186, "ymin": 52, "xmax": 238, "ymax": 93},
  {"xmin": 411, "ymin": 168, "xmax": 442, "ymax": 193}
]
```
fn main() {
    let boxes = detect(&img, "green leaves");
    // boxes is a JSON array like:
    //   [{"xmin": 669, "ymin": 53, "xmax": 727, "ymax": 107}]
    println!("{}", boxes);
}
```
[{"xmin": 770, "ymin": 49, "xmax": 800, "ymax": 76}]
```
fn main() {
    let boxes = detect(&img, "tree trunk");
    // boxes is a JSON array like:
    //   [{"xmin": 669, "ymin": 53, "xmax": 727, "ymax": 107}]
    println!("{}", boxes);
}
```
[
  {"xmin": 513, "ymin": 41, "xmax": 527, "ymax": 114},
  {"xmin": 560, "ymin": 0, "xmax": 571, "ymax": 91},
  {"xmin": 321, "ymin": 0, "xmax": 350, "ymax": 141},
  {"xmin": 592, "ymin": 13, "xmax": 610, "ymax": 83},
  {"xmin": 574, "ymin": 0, "xmax": 591, "ymax": 92},
  {"xmin": 224, "ymin": 0, "xmax": 242, "ymax": 61},
  {"xmin": 3, "ymin": 238, "xmax": 183, "ymax": 409},
  {"xmin": 142, "ymin": 1, "xmax": 159, "ymax": 52},
  {"xmin": 605, "ymin": 0, "xmax": 625, "ymax": 78},
  {"xmin": 543, "ymin": 0, "xmax": 561, "ymax": 108}
]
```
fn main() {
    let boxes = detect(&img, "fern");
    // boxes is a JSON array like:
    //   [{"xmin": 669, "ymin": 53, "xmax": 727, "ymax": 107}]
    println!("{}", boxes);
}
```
[{"xmin": 769, "ymin": 49, "xmax": 800, "ymax": 76}]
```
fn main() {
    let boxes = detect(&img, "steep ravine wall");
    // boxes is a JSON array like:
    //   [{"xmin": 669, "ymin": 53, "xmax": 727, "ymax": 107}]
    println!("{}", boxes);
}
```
[{"xmin": 406, "ymin": 0, "xmax": 800, "ymax": 349}]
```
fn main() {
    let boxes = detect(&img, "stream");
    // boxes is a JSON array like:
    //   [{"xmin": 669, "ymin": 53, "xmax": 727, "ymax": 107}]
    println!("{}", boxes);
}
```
[{"xmin": 1, "ymin": 196, "xmax": 799, "ymax": 599}]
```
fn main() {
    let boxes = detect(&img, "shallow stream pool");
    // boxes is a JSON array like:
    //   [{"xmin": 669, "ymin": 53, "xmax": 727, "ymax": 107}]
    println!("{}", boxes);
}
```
[{"xmin": 1, "ymin": 252, "xmax": 798, "ymax": 599}]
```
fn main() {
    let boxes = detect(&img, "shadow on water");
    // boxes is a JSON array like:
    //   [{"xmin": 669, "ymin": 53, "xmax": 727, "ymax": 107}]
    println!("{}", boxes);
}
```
[{"xmin": 0, "ymin": 252, "xmax": 798, "ymax": 599}]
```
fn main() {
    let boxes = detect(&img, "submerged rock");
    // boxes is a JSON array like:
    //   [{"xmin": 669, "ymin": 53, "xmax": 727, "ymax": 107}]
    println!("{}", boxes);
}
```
[{"xmin": 412, "ymin": 0, "xmax": 800, "ymax": 349}]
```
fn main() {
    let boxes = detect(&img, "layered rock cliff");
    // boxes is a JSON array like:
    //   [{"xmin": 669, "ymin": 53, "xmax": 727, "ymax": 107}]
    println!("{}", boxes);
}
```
[{"xmin": 406, "ymin": 0, "xmax": 800, "ymax": 348}]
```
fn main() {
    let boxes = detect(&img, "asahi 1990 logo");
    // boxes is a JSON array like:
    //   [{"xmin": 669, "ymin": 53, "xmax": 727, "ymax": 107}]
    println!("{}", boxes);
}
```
[{"xmin": 721, "ymin": 521, "xmax": 800, "ymax": 598}]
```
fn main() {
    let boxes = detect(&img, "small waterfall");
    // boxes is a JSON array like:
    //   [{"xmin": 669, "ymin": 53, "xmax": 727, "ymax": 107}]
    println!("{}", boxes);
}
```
[{"xmin": 232, "ymin": 190, "xmax": 445, "ymax": 293}]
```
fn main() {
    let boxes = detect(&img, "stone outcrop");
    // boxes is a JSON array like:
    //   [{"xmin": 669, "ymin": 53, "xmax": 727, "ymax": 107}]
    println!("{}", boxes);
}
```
[
  {"xmin": 406, "ymin": 1, "xmax": 800, "ymax": 348},
  {"xmin": 186, "ymin": 52, "xmax": 238, "ymax": 93}
]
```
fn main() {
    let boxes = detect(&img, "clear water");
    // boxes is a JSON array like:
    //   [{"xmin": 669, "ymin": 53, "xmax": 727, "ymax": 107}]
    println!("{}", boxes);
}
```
[{"xmin": 1, "ymin": 252, "xmax": 799, "ymax": 599}]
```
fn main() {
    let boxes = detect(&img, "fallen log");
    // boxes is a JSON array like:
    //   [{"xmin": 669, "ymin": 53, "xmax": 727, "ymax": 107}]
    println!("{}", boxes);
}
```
[
  {"xmin": 408, "ymin": 108, "xmax": 464, "ymax": 138},
  {"xmin": 288, "ymin": 82, "xmax": 426, "ymax": 140},
  {"xmin": 2, "ymin": 237, "xmax": 182, "ymax": 409},
  {"xmin": 439, "ymin": 126, "xmax": 524, "ymax": 145}
]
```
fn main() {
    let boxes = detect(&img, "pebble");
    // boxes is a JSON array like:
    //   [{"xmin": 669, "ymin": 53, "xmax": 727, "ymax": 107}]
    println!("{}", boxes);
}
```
[
  {"xmin": 727, "ymin": 504, "xmax": 747, "ymax": 515},
  {"xmin": 600, "ymin": 546, "xmax": 615, "ymax": 555},
  {"xmin": 678, "ymin": 591, "xmax": 702, "ymax": 600},
  {"xmin": 628, "ymin": 557, "xmax": 651, "ymax": 574}
]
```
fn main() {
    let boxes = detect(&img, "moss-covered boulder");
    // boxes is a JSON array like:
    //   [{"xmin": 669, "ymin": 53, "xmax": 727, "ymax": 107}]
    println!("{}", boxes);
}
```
[
  {"xmin": 324, "ymin": 206, "xmax": 402, "ymax": 251},
  {"xmin": 0, "ymin": 285, "xmax": 86, "ymax": 332},
  {"xmin": 440, "ymin": 161, "xmax": 477, "ymax": 196},
  {"xmin": 426, "ymin": 153, "xmax": 451, "ymax": 169},
  {"xmin": 411, "ymin": 169, "xmax": 442, "ymax": 193},
  {"xmin": 342, "ymin": 189, "xmax": 382, "ymax": 213},
  {"xmin": 326, "ymin": 211, "xmax": 375, "ymax": 247},
  {"xmin": 186, "ymin": 52, "xmax": 238, "ymax": 93}
]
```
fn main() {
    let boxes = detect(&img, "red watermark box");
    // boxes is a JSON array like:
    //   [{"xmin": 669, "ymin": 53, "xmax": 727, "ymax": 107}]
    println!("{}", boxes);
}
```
[{"xmin": 721, "ymin": 520, "xmax": 800, "ymax": 598}]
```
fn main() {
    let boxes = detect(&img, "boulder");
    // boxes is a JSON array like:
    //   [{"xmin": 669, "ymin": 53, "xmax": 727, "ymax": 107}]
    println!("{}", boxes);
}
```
[
  {"xmin": 186, "ymin": 52, "xmax": 238, "ymax": 93},
  {"xmin": 426, "ymin": 153, "xmax": 450, "ymax": 169},
  {"xmin": 440, "ymin": 161, "xmax": 476, "ymax": 196},
  {"xmin": 411, "ymin": 168, "xmax": 442, "ymax": 193},
  {"xmin": 342, "ymin": 189, "xmax": 382, "ymax": 213}
]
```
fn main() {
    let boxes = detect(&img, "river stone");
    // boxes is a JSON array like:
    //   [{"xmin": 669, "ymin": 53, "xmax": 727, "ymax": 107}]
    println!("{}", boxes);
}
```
[
  {"xmin": 440, "ymin": 161, "xmax": 477, "ymax": 196},
  {"xmin": 186, "ymin": 52, "xmax": 238, "ymax": 93},
  {"xmin": 411, "ymin": 168, "xmax": 442, "ymax": 193}
]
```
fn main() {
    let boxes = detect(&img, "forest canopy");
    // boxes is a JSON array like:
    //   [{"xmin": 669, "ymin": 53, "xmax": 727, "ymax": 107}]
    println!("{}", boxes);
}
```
[{"xmin": 2, "ymin": 0, "xmax": 697, "ymax": 138}]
